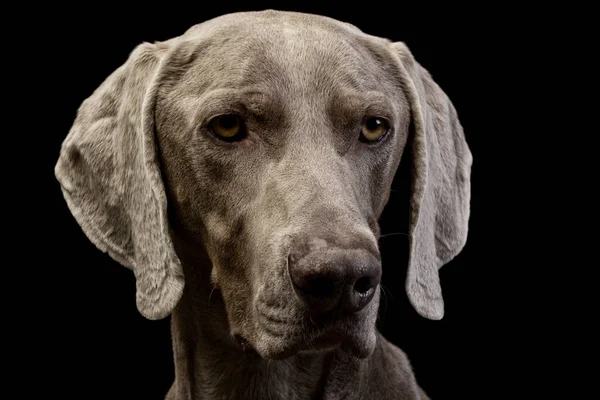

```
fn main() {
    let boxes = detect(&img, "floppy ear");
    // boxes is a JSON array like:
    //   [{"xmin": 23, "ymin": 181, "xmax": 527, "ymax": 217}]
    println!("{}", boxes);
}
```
[
  {"xmin": 55, "ymin": 41, "xmax": 184, "ymax": 320},
  {"xmin": 391, "ymin": 42, "xmax": 473, "ymax": 320}
]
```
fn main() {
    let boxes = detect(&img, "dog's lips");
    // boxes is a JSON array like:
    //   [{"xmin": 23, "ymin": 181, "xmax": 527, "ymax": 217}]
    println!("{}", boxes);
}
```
[
  {"xmin": 253, "ymin": 308, "xmax": 376, "ymax": 359},
  {"xmin": 301, "ymin": 320, "xmax": 376, "ymax": 359}
]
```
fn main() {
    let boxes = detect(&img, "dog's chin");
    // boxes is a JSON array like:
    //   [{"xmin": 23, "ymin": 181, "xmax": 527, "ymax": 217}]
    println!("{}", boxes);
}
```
[
  {"xmin": 249, "ymin": 324, "xmax": 377, "ymax": 360},
  {"xmin": 299, "ymin": 328, "xmax": 377, "ymax": 359}
]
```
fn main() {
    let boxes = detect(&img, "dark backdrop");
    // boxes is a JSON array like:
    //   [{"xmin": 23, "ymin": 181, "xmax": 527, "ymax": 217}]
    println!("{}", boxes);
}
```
[{"xmin": 25, "ymin": 2, "xmax": 553, "ymax": 399}]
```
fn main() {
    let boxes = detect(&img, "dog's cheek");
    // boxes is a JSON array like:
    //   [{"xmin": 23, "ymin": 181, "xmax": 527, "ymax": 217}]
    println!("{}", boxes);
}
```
[
  {"xmin": 219, "ymin": 279, "xmax": 253, "ymax": 334},
  {"xmin": 214, "ymin": 225, "xmax": 259, "ymax": 335}
]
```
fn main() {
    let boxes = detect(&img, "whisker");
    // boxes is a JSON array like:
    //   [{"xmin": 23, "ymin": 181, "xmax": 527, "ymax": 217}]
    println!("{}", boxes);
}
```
[
  {"xmin": 379, "ymin": 285, "xmax": 388, "ymax": 321},
  {"xmin": 208, "ymin": 286, "xmax": 217, "ymax": 304},
  {"xmin": 380, "ymin": 285, "xmax": 387, "ymax": 305},
  {"xmin": 378, "ymin": 232, "xmax": 410, "ymax": 239},
  {"xmin": 380, "ymin": 284, "xmax": 394, "ymax": 301}
]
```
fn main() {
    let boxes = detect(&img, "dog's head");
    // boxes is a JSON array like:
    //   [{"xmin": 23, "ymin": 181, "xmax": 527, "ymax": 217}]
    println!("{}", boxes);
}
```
[{"xmin": 55, "ymin": 10, "xmax": 472, "ymax": 359}]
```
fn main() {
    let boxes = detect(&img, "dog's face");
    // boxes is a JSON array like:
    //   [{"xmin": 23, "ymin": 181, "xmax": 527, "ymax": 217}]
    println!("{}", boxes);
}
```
[
  {"xmin": 56, "ymin": 9, "xmax": 471, "ymax": 363},
  {"xmin": 156, "ymin": 12, "xmax": 409, "ymax": 359}
]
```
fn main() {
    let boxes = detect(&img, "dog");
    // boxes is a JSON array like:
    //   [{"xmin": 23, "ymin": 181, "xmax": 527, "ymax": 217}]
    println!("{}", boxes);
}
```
[{"xmin": 55, "ymin": 10, "xmax": 472, "ymax": 399}]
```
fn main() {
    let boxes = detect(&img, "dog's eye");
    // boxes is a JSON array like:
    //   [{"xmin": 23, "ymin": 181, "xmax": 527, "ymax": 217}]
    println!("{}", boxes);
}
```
[
  {"xmin": 209, "ymin": 114, "xmax": 246, "ymax": 141},
  {"xmin": 360, "ymin": 117, "xmax": 389, "ymax": 142}
]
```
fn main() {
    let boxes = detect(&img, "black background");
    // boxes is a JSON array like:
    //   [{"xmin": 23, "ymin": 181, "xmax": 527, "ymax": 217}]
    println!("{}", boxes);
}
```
[{"xmin": 17, "ymin": 2, "xmax": 572, "ymax": 399}]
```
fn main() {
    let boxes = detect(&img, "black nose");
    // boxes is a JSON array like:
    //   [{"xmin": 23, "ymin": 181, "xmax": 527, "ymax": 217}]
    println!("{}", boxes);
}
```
[{"xmin": 288, "ymin": 240, "xmax": 381, "ymax": 314}]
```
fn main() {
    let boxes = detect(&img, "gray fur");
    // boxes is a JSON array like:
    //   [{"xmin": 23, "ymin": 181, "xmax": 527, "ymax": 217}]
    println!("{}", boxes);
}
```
[{"xmin": 55, "ymin": 10, "xmax": 471, "ymax": 399}]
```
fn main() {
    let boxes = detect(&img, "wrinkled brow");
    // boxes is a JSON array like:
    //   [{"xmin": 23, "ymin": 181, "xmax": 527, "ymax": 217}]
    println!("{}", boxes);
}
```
[
  {"xmin": 194, "ymin": 88, "xmax": 286, "ymax": 128},
  {"xmin": 327, "ymin": 90, "xmax": 396, "ymax": 132}
]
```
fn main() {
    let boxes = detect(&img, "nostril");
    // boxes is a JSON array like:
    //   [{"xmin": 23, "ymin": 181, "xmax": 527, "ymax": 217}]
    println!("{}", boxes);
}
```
[
  {"xmin": 301, "ymin": 276, "xmax": 336, "ymax": 298},
  {"xmin": 354, "ymin": 276, "xmax": 373, "ymax": 295},
  {"xmin": 344, "ymin": 273, "xmax": 379, "ymax": 313}
]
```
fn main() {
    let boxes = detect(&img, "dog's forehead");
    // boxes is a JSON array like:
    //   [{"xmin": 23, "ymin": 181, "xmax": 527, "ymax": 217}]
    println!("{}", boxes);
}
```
[
  {"xmin": 171, "ymin": 11, "xmax": 395, "ymax": 97},
  {"xmin": 185, "ymin": 10, "xmax": 364, "ymax": 48}
]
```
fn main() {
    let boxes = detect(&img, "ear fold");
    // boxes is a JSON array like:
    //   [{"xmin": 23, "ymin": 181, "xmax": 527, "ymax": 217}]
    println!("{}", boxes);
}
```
[
  {"xmin": 55, "ymin": 42, "xmax": 184, "ymax": 320},
  {"xmin": 391, "ymin": 42, "xmax": 473, "ymax": 320}
]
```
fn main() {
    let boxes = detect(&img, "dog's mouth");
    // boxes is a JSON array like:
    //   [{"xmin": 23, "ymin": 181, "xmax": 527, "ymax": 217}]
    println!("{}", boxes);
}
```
[{"xmin": 244, "ymin": 305, "xmax": 378, "ymax": 360}]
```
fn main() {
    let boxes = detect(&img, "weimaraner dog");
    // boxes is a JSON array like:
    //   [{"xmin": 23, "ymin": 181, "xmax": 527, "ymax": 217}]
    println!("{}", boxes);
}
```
[{"xmin": 55, "ymin": 10, "xmax": 472, "ymax": 400}]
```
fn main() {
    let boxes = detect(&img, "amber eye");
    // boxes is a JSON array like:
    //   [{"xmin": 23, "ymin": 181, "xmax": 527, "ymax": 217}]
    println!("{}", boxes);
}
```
[
  {"xmin": 209, "ymin": 114, "xmax": 246, "ymax": 140},
  {"xmin": 360, "ymin": 117, "xmax": 389, "ymax": 142}
]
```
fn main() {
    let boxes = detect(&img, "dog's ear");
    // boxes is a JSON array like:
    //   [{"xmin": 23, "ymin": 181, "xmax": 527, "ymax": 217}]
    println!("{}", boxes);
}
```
[
  {"xmin": 55, "ymin": 41, "xmax": 184, "ymax": 320},
  {"xmin": 391, "ymin": 42, "xmax": 473, "ymax": 320}
]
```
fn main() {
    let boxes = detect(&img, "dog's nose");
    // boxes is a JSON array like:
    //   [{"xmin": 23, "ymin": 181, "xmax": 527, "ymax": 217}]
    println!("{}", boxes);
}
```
[{"xmin": 288, "ymin": 239, "xmax": 381, "ymax": 314}]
